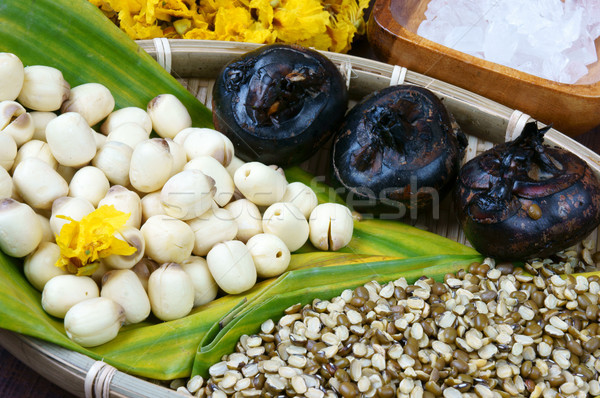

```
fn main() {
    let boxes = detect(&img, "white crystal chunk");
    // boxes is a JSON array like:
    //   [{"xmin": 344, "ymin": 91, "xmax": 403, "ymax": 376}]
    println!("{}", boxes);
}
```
[{"xmin": 417, "ymin": 0, "xmax": 600, "ymax": 84}]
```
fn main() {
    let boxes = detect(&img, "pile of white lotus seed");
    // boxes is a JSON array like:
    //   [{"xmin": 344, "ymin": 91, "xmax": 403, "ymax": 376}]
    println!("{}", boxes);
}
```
[{"xmin": 0, "ymin": 52, "xmax": 355, "ymax": 347}]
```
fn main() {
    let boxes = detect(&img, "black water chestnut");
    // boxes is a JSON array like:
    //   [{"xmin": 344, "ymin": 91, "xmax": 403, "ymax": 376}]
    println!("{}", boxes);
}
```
[
  {"xmin": 456, "ymin": 122, "xmax": 600, "ymax": 260},
  {"xmin": 212, "ymin": 44, "xmax": 348, "ymax": 167},
  {"xmin": 331, "ymin": 84, "xmax": 467, "ymax": 218}
]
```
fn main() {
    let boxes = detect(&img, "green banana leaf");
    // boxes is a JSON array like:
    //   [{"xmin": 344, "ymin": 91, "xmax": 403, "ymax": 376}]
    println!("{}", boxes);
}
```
[
  {"xmin": 0, "ymin": 0, "xmax": 213, "ymax": 128},
  {"xmin": 0, "ymin": 0, "xmax": 482, "ymax": 382},
  {"xmin": 0, "ymin": 250, "xmax": 482, "ymax": 379}
]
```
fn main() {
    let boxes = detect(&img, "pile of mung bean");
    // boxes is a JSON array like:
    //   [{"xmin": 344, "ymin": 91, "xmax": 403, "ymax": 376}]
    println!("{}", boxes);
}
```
[
  {"xmin": 172, "ymin": 256, "xmax": 600, "ymax": 397},
  {"xmin": 526, "ymin": 235, "xmax": 600, "ymax": 276}
]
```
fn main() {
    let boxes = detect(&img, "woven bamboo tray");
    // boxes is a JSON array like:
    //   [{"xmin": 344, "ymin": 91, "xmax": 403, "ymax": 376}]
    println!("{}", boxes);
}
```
[{"xmin": 2, "ymin": 39, "xmax": 600, "ymax": 398}]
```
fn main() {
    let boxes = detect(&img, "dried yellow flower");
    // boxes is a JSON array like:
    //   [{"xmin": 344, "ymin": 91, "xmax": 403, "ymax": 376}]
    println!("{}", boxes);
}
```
[
  {"xmin": 90, "ymin": 0, "xmax": 368, "ymax": 53},
  {"xmin": 55, "ymin": 205, "xmax": 137, "ymax": 276},
  {"xmin": 273, "ymin": 0, "xmax": 330, "ymax": 42}
]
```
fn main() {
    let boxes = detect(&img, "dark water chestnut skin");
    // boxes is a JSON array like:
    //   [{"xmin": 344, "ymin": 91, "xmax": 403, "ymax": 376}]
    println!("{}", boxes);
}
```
[
  {"xmin": 331, "ymin": 85, "xmax": 467, "ymax": 217},
  {"xmin": 212, "ymin": 44, "xmax": 348, "ymax": 167},
  {"xmin": 456, "ymin": 122, "xmax": 600, "ymax": 260}
]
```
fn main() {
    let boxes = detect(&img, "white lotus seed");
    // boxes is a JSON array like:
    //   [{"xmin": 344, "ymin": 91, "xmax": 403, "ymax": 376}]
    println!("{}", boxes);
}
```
[
  {"xmin": 225, "ymin": 156, "xmax": 245, "ymax": 178},
  {"xmin": 184, "ymin": 155, "xmax": 235, "ymax": 207},
  {"xmin": 0, "ymin": 100, "xmax": 34, "ymax": 146},
  {"xmin": 166, "ymin": 138, "xmax": 186, "ymax": 177},
  {"xmin": 129, "ymin": 138, "xmax": 174, "ymax": 193},
  {"xmin": 0, "ymin": 198, "xmax": 43, "ymax": 257},
  {"xmin": 187, "ymin": 207, "xmax": 238, "ymax": 256},
  {"xmin": 24, "ymin": 242, "xmax": 68, "ymax": 291},
  {"xmin": 92, "ymin": 140, "xmax": 132, "ymax": 186},
  {"xmin": 234, "ymin": 162, "xmax": 287, "ymax": 206},
  {"xmin": 100, "ymin": 107, "xmax": 152, "ymax": 135},
  {"xmin": 141, "ymin": 215, "xmax": 195, "ymax": 264},
  {"xmin": 180, "ymin": 256, "xmax": 219, "ymax": 307},
  {"xmin": 180, "ymin": 128, "xmax": 234, "ymax": 166},
  {"xmin": 64, "ymin": 297, "xmax": 125, "ymax": 347},
  {"xmin": 130, "ymin": 258, "xmax": 159, "ymax": 292},
  {"xmin": 36, "ymin": 214, "xmax": 54, "ymax": 243},
  {"xmin": 206, "ymin": 240, "xmax": 257, "ymax": 294},
  {"xmin": 13, "ymin": 157, "xmax": 69, "ymax": 210},
  {"xmin": 56, "ymin": 164, "xmax": 77, "ymax": 184},
  {"xmin": 49, "ymin": 196, "xmax": 95, "ymax": 236},
  {"xmin": 0, "ymin": 53, "xmax": 24, "ymax": 101},
  {"xmin": 42, "ymin": 275, "xmax": 99, "ymax": 319},
  {"xmin": 140, "ymin": 191, "xmax": 167, "ymax": 223},
  {"xmin": 246, "ymin": 233, "xmax": 291, "ymax": 278},
  {"xmin": 101, "ymin": 269, "xmax": 150, "ymax": 324},
  {"xmin": 45, "ymin": 112, "xmax": 97, "ymax": 167},
  {"xmin": 281, "ymin": 182, "xmax": 319, "ymax": 219},
  {"xmin": 98, "ymin": 185, "xmax": 142, "ymax": 229},
  {"xmin": 0, "ymin": 133, "xmax": 17, "ymax": 170},
  {"xmin": 12, "ymin": 139, "xmax": 57, "ymax": 172},
  {"xmin": 147, "ymin": 94, "xmax": 191, "ymax": 139},
  {"xmin": 60, "ymin": 83, "xmax": 115, "ymax": 126},
  {"xmin": 309, "ymin": 203, "xmax": 354, "ymax": 251},
  {"xmin": 148, "ymin": 262, "xmax": 195, "ymax": 321},
  {"xmin": 30, "ymin": 111, "xmax": 57, "ymax": 141},
  {"xmin": 172, "ymin": 127, "xmax": 193, "ymax": 146},
  {"xmin": 160, "ymin": 169, "xmax": 216, "ymax": 220},
  {"xmin": 105, "ymin": 122, "xmax": 150, "ymax": 149},
  {"xmin": 17, "ymin": 65, "xmax": 70, "ymax": 111},
  {"xmin": 68, "ymin": 166, "xmax": 110, "ymax": 207},
  {"xmin": 93, "ymin": 131, "xmax": 106, "ymax": 150},
  {"xmin": 224, "ymin": 199, "xmax": 263, "ymax": 243},
  {"xmin": 102, "ymin": 227, "xmax": 145, "ymax": 270},
  {"xmin": 262, "ymin": 202, "xmax": 309, "ymax": 252},
  {"xmin": 0, "ymin": 168, "xmax": 12, "ymax": 199},
  {"xmin": 90, "ymin": 261, "xmax": 111, "ymax": 287}
]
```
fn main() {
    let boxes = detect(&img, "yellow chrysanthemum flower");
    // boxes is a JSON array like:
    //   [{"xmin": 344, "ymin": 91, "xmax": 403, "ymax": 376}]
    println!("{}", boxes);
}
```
[
  {"xmin": 249, "ymin": 0, "xmax": 274, "ymax": 30},
  {"xmin": 55, "ymin": 205, "xmax": 137, "ymax": 276},
  {"xmin": 273, "ymin": 0, "xmax": 330, "ymax": 43},
  {"xmin": 326, "ymin": 0, "xmax": 370, "ymax": 53},
  {"xmin": 90, "ymin": 0, "xmax": 369, "ymax": 52}
]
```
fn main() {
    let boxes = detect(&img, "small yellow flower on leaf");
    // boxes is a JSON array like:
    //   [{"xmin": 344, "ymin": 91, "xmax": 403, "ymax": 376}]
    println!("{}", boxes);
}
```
[{"xmin": 55, "ymin": 205, "xmax": 137, "ymax": 276}]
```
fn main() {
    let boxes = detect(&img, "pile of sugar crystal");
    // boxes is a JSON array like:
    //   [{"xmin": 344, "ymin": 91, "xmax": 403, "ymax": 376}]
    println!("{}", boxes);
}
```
[{"xmin": 416, "ymin": 0, "xmax": 600, "ymax": 84}]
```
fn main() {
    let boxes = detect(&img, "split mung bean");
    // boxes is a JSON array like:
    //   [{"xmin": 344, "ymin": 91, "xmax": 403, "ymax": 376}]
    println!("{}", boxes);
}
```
[{"xmin": 184, "ymin": 258, "xmax": 600, "ymax": 397}]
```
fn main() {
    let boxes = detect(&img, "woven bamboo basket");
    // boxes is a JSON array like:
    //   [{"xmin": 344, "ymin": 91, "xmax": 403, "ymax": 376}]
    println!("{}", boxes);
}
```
[{"xmin": 1, "ymin": 39, "xmax": 600, "ymax": 398}]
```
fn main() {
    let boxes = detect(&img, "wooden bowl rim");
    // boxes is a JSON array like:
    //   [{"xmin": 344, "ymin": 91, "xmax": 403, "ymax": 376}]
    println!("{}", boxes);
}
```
[{"xmin": 371, "ymin": 0, "xmax": 600, "ymax": 95}]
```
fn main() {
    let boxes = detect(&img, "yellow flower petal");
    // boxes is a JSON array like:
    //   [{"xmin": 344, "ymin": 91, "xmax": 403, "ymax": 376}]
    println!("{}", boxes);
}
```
[
  {"xmin": 213, "ymin": 7, "xmax": 253, "ymax": 40},
  {"xmin": 273, "ymin": 0, "xmax": 330, "ymax": 43},
  {"xmin": 183, "ymin": 28, "xmax": 217, "ymax": 40},
  {"xmin": 54, "ymin": 205, "xmax": 136, "ymax": 275},
  {"xmin": 296, "ymin": 31, "xmax": 333, "ymax": 51},
  {"xmin": 90, "ymin": 0, "xmax": 370, "ymax": 52},
  {"xmin": 249, "ymin": 0, "xmax": 274, "ymax": 30}
]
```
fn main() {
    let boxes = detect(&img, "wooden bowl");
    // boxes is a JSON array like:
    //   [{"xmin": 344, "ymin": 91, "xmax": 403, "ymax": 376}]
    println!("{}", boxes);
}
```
[{"xmin": 367, "ymin": 0, "xmax": 600, "ymax": 137}]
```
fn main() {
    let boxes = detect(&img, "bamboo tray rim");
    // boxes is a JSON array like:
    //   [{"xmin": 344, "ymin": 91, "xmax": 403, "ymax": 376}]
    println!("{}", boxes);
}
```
[
  {"xmin": 3, "ymin": 38, "xmax": 600, "ymax": 398},
  {"xmin": 136, "ymin": 39, "xmax": 600, "ymax": 175}
]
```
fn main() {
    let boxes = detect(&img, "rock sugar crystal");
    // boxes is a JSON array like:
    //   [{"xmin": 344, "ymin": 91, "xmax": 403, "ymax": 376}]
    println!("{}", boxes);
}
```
[{"xmin": 417, "ymin": 0, "xmax": 600, "ymax": 84}]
